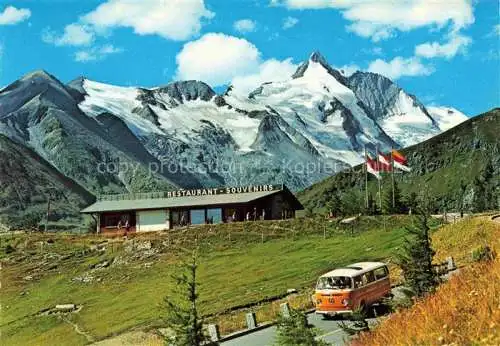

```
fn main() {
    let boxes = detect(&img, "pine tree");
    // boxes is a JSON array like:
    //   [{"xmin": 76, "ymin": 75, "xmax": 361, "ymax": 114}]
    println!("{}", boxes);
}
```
[
  {"xmin": 340, "ymin": 190, "xmax": 363, "ymax": 215},
  {"xmin": 481, "ymin": 160, "xmax": 496, "ymax": 210},
  {"xmin": 473, "ymin": 159, "xmax": 497, "ymax": 212},
  {"xmin": 457, "ymin": 180, "xmax": 467, "ymax": 216},
  {"xmin": 163, "ymin": 249, "xmax": 213, "ymax": 346},
  {"xmin": 274, "ymin": 308, "xmax": 329, "ymax": 346},
  {"xmin": 472, "ymin": 176, "xmax": 486, "ymax": 212},
  {"xmin": 403, "ymin": 191, "xmax": 418, "ymax": 215},
  {"xmin": 382, "ymin": 181, "xmax": 403, "ymax": 214},
  {"xmin": 326, "ymin": 190, "xmax": 342, "ymax": 217},
  {"xmin": 364, "ymin": 192, "xmax": 377, "ymax": 215},
  {"xmin": 397, "ymin": 213, "xmax": 439, "ymax": 298}
]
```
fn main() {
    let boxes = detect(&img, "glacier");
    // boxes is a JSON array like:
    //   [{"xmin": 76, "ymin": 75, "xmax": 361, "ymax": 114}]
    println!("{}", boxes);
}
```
[{"xmin": 0, "ymin": 52, "xmax": 468, "ymax": 192}]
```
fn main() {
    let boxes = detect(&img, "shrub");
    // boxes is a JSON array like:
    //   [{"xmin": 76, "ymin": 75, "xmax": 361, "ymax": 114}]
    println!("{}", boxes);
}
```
[
  {"xmin": 86, "ymin": 217, "xmax": 98, "ymax": 234},
  {"xmin": 274, "ymin": 307, "xmax": 329, "ymax": 346},
  {"xmin": 471, "ymin": 244, "xmax": 496, "ymax": 262},
  {"xmin": 352, "ymin": 260, "xmax": 500, "ymax": 346},
  {"xmin": 339, "ymin": 309, "xmax": 369, "ymax": 336}
]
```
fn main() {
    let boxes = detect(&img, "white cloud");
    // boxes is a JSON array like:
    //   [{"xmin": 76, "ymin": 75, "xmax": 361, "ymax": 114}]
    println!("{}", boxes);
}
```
[
  {"xmin": 368, "ymin": 56, "xmax": 434, "ymax": 80},
  {"xmin": 371, "ymin": 47, "xmax": 383, "ymax": 56},
  {"xmin": 334, "ymin": 64, "xmax": 360, "ymax": 77},
  {"xmin": 0, "ymin": 6, "xmax": 31, "ymax": 25},
  {"xmin": 231, "ymin": 58, "xmax": 297, "ymax": 94},
  {"xmin": 75, "ymin": 44, "xmax": 123, "ymax": 62},
  {"xmin": 360, "ymin": 47, "xmax": 383, "ymax": 56},
  {"xmin": 482, "ymin": 49, "xmax": 500, "ymax": 62},
  {"xmin": 175, "ymin": 33, "xmax": 298, "ymax": 93},
  {"xmin": 75, "ymin": 51, "xmax": 96, "ymax": 62},
  {"xmin": 42, "ymin": 23, "xmax": 95, "ymax": 46},
  {"xmin": 490, "ymin": 24, "xmax": 500, "ymax": 37},
  {"xmin": 415, "ymin": 33, "xmax": 472, "ymax": 59},
  {"xmin": 282, "ymin": 16, "xmax": 299, "ymax": 30},
  {"xmin": 275, "ymin": 0, "xmax": 474, "ymax": 42},
  {"xmin": 82, "ymin": 0, "xmax": 214, "ymax": 41},
  {"xmin": 233, "ymin": 19, "xmax": 257, "ymax": 34},
  {"xmin": 175, "ymin": 33, "xmax": 261, "ymax": 86}
]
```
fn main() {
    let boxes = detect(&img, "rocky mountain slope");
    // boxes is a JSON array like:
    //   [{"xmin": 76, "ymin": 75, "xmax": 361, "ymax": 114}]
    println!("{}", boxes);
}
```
[
  {"xmin": 74, "ymin": 52, "xmax": 466, "ymax": 190},
  {"xmin": 0, "ymin": 52, "xmax": 470, "ymax": 227},
  {"xmin": 298, "ymin": 108, "xmax": 500, "ymax": 213},
  {"xmin": 0, "ymin": 134, "xmax": 95, "ymax": 229},
  {"xmin": 0, "ymin": 71, "xmax": 194, "ymax": 195}
]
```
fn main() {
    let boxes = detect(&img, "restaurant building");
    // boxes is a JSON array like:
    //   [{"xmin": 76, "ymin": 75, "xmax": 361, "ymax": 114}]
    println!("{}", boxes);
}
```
[{"xmin": 81, "ymin": 184, "xmax": 303, "ymax": 233}]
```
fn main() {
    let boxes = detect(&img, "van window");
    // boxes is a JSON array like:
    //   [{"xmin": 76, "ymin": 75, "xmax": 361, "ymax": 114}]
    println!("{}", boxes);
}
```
[
  {"xmin": 353, "ymin": 275, "xmax": 363, "ymax": 288},
  {"xmin": 374, "ymin": 266, "xmax": 388, "ymax": 280},
  {"xmin": 366, "ymin": 271, "xmax": 376, "ymax": 283},
  {"xmin": 316, "ymin": 276, "xmax": 352, "ymax": 290}
]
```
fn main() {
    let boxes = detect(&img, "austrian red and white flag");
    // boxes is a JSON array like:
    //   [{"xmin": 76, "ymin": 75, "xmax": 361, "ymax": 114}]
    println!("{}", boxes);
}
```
[
  {"xmin": 378, "ymin": 153, "xmax": 393, "ymax": 172},
  {"xmin": 366, "ymin": 155, "xmax": 381, "ymax": 180},
  {"xmin": 392, "ymin": 149, "xmax": 411, "ymax": 172}
]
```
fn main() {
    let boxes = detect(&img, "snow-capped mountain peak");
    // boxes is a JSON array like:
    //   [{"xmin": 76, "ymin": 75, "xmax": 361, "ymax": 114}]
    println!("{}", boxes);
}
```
[
  {"xmin": 346, "ymin": 71, "xmax": 447, "ymax": 146},
  {"xmin": 73, "ymin": 52, "xmax": 467, "ymax": 185},
  {"xmin": 427, "ymin": 106, "xmax": 468, "ymax": 131},
  {"xmin": 0, "ymin": 52, "xmax": 468, "ymax": 192},
  {"xmin": 292, "ymin": 51, "xmax": 347, "ymax": 86}
]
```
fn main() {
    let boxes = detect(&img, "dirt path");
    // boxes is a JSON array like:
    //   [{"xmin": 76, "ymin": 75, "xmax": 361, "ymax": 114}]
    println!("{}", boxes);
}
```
[{"xmin": 60, "ymin": 315, "xmax": 96, "ymax": 343}]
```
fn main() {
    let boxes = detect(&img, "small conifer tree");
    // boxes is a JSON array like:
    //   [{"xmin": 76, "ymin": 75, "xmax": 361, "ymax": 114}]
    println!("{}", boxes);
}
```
[
  {"xmin": 163, "ymin": 249, "xmax": 214, "ymax": 346},
  {"xmin": 274, "ymin": 308, "xmax": 329, "ymax": 346},
  {"xmin": 397, "ymin": 212, "xmax": 439, "ymax": 298}
]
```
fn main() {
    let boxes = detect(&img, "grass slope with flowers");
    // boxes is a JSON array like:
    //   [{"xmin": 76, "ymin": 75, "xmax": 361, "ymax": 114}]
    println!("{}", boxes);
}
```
[
  {"xmin": 353, "ymin": 216, "xmax": 500, "ymax": 346},
  {"xmin": 0, "ymin": 215, "xmax": 422, "ymax": 345},
  {"xmin": 1, "ymin": 215, "xmax": 498, "ymax": 346}
]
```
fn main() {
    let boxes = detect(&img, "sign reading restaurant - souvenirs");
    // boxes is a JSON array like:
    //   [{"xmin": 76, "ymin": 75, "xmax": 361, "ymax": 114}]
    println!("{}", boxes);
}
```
[{"xmin": 166, "ymin": 184, "xmax": 283, "ymax": 198}]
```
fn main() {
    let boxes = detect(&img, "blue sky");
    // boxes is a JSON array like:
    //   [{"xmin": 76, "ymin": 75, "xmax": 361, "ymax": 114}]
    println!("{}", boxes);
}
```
[{"xmin": 0, "ymin": 0, "xmax": 498, "ymax": 115}]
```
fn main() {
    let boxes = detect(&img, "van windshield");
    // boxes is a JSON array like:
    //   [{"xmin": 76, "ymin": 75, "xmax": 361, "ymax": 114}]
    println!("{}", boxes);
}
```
[{"xmin": 316, "ymin": 276, "xmax": 352, "ymax": 290}]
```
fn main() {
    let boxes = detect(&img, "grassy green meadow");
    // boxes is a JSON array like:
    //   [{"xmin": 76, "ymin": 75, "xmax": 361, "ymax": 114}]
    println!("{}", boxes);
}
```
[{"xmin": 1, "ymin": 215, "xmax": 428, "ymax": 345}]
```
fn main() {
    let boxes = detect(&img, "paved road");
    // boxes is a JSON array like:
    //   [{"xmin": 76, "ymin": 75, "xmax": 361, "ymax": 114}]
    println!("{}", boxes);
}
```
[
  {"xmin": 221, "ymin": 286, "xmax": 410, "ymax": 346},
  {"xmin": 221, "ymin": 312, "xmax": 378, "ymax": 346}
]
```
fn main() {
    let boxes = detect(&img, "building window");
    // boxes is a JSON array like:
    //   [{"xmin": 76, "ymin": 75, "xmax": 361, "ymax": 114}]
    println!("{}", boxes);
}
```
[
  {"xmin": 102, "ymin": 213, "xmax": 135, "ymax": 229},
  {"xmin": 103, "ymin": 214, "xmax": 120, "ymax": 228},
  {"xmin": 207, "ymin": 208, "xmax": 222, "ymax": 224},
  {"xmin": 225, "ymin": 208, "xmax": 240, "ymax": 222},
  {"xmin": 190, "ymin": 209, "xmax": 205, "ymax": 225},
  {"xmin": 172, "ymin": 209, "xmax": 189, "ymax": 227}
]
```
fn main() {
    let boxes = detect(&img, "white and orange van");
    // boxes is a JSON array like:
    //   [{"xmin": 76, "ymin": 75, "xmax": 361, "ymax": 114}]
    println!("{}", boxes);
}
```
[{"xmin": 314, "ymin": 262, "xmax": 391, "ymax": 317}]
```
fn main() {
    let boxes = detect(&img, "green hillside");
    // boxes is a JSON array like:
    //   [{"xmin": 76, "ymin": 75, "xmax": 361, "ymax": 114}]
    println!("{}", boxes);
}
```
[
  {"xmin": 0, "ymin": 135, "xmax": 95, "ymax": 231},
  {"xmin": 1, "ymin": 215, "xmax": 423, "ymax": 345},
  {"xmin": 2, "ymin": 215, "xmax": 497, "ymax": 345},
  {"xmin": 298, "ymin": 108, "xmax": 500, "ymax": 214}
]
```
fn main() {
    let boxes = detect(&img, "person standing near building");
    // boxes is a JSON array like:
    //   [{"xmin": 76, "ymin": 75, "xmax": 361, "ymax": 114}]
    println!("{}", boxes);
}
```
[{"xmin": 124, "ymin": 219, "xmax": 130, "ymax": 237}]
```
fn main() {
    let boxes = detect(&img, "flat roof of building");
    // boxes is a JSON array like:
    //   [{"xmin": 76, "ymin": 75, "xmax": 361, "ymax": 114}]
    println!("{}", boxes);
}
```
[{"xmin": 81, "ymin": 185, "xmax": 303, "ymax": 213}]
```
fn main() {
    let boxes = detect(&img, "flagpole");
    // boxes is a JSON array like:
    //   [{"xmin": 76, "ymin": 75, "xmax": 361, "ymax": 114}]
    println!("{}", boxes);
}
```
[
  {"xmin": 376, "ymin": 145, "xmax": 382, "ymax": 212},
  {"xmin": 391, "ymin": 148, "xmax": 395, "ymax": 209},
  {"xmin": 364, "ymin": 145, "xmax": 369, "ymax": 210}
]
